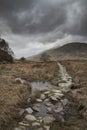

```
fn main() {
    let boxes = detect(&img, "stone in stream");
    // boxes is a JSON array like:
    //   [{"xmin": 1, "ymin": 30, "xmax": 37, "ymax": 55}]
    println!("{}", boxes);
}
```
[
  {"xmin": 53, "ymin": 103, "xmax": 63, "ymax": 113},
  {"xmin": 50, "ymin": 96, "xmax": 58, "ymax": 101},
  {"xmin": 19, "ymin": 122, "xmax": 30, "ymax": 127},
  {"xmin": 25, "ymin": 114, "xmax": 36, "ymax": 122},
  {"xmin": 59, "ymin": 82, "xmax": 73, "ymax": 88},
  {"xmin": 44, "ymin": 126, "xmax": 50, "ymax": 130},
  {"xmin": 45, "ymin": 102, "xmax": 53, "ymax": 107},
  {"xmin": 40, "ymin": 94, "xmax": 46, "ymax": 100},
  {"xmin": 61, "ymin": 99, "xmax": 68, "ymax": 106},
  {"xmin": 43, "ymin": 116, "xmax": 55, "ymax": 125},
  {"xmin": 32, "ymin": 103, "xmax": 41, "ymax": 112},
  {"xmin": 14, "ymin": 128, "xmax": 23, "ymax": 130},
  {"xmin": 36, "ymin": 99, "xmax": 42, "ymax": 102},
  {"xmin": 15, "ymin": 78, "xmax": 25, "ymax": 84},
  {"xmin": 32, "ymin": 122, "xmax": 41, "ymax": 127},
  {"xmin": 36, "ymin": 128, "xmax": 43, "ymax": 130},
  {"xmin": 25, "ymin": 107, "xmax": 33, "ymax": 114}
]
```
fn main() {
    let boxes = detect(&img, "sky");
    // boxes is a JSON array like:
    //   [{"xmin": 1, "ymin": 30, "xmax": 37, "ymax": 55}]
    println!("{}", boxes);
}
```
[{"xmin": 0, "ymin": 0, "xmax": 87, "ymax": 58}]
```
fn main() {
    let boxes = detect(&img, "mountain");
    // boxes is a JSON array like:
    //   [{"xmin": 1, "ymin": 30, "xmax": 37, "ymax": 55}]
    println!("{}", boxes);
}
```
[{"xmin": 28, "ymin": 42, "xmax": 87, "ymax": 61}]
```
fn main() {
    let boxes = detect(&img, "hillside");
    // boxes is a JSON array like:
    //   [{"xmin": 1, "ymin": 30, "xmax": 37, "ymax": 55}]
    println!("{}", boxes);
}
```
[{"xmin": 28, "ymin": 42, "xmax": 87, "ymax": 61}]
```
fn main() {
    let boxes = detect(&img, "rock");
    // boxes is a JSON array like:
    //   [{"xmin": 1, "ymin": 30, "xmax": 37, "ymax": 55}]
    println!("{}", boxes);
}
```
[
  {"xmin": 59, "ymin": 82, "xmax": 73, "ymax": 88},
  {"xmin": 45, "ymin": 102, "xmax": 53, "ymax": 107},
  {"xmin": 44, "ymin": 91, "xmax": 50, "ymax": 95},
  {"xmin": 32, "ymin": 122, "xmax": 40, "ymax": 127},
  {"xmin": 44, "ymin": 126, "xmax": 50, "ymax": 130},
  {"xmin": 33, "ymin": 103, "xmax": 41, "ymax": 112},
  {"xmin": 14, "ymin": 128, "xmax": 22, "ymax": 130},
  {"xmin": 61, "ymin": 99, "xmax": 68, "ymax": 106},
  {"xmin": 25, "ymin": 114, "xmax": 36, "ymax": 122},
  {"xmin": 43, "ymin": 116, "xmax": 55, "ymax": 125},
  {"xmin": 40, "ymin": 94, "xmax": 46, "ymax": 100},
  {"xmin": 53, "ymin": 103, "xmax": 63, "ymax": 113},
  {"xmin": 53, "ymin": 107, "xmax": 63, "ymax": 113},
  {"xmin": 19, "ymin": 122, "xmax": 30, "ymax": 127},
  {"xmin": 52, "ymin": 89, "xmax": 62, "ymax": 93},
  {"xmin": 44, "ymin": 99, "xmax": 50, "ymax": 102},
  {"xmin": 25, "ymin": 108, "xmax": 33, "ymax": 114},
  {"xmin": 36, "ymin": 99, "xmax": 42, "ymax": 102},
  {"xmin": 50, "ymin": 96, "xmax": 57, "ymax": 101},
  {"xmin": 15, "ymin": 78, "xmax": 25, "ymax": 84},
  {"xmin": 36, "ymin": 128, "xmax": 43, "ymax": 130},
  {"xmin": 47, "ymin": 107, "xmax": 52, "ymax": 113},
  {"xmin": 19, "ymin": 126, "xmax": 26, "ymax": 130}
]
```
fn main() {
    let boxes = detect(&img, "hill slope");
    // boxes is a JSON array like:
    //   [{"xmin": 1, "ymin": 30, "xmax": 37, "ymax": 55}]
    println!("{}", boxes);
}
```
[{"xmin": 28, "ymin": 42, "xmax": 87, "ymax": 61}]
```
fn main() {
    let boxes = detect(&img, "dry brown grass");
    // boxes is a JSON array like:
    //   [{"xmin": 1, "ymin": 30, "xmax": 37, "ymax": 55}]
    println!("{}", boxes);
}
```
[
  {"xmin": 0, "ymin": 61, "xmax": 58, "ymax": 129},
  {"xmin": 0, "ymin": 60, "xmax": 87, "ymax": 129}
]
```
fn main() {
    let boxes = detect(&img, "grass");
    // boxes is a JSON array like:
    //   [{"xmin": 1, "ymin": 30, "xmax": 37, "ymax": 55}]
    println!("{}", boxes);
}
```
[{"xmin": 0, "ymin": 60, "xmax": 87, "ymax": 129}]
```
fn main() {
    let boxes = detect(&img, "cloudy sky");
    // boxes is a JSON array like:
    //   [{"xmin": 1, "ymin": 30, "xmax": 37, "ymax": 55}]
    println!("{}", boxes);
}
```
[{"xmin": 0, "ymin": 0, "xmax": 87, "ymax": 58}]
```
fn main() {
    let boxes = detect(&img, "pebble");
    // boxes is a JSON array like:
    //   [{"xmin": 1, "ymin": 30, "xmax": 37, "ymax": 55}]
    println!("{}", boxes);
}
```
[
  {"xmin": 25, "ymin": 114, "xmax": 36, "ymax": 122},
  {"xmin": 25, "ymin": 108, "xmax": 33, "ymax": 114},
  {"xmin": 32, "ymin": 122, "xmax": 41, "ymax": 127}
]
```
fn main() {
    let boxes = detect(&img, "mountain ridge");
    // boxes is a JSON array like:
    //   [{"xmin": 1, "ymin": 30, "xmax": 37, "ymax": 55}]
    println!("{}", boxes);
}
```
[{"xmin": 28, "ymin": 42, "xmax": 87, "ymax": 61}]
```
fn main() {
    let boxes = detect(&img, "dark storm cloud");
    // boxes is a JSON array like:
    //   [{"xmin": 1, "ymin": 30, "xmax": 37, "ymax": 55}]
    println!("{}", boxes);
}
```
[
  {"xmin": 0, "ymin": 0, "xmax": 87, "ymax": 57},
  {"xmin": 0, "ymin": 0, "xmax": 87, "ymax": 36}
]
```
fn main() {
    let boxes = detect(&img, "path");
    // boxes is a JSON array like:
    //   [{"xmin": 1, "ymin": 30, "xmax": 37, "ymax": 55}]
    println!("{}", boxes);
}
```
[{"xmin": 14, "ymin": 62, "xmax": 73, "ymax": 130}]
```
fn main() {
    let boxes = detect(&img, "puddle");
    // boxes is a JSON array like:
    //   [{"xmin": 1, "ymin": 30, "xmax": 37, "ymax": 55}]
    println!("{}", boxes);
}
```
[{"xmin": 31, "ymin": 81, "xmax": 54, "ymax": 95}]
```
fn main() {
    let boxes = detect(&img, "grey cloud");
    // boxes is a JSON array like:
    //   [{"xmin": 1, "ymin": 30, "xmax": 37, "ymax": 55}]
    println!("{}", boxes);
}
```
[{"xmin": 0, "ymin": 0, "xmax": 87, "ymax": 57}]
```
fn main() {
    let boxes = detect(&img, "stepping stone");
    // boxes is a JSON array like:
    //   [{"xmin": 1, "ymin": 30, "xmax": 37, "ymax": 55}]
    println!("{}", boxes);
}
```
[
  {"xmin": 36, "ymin": 128, "xmax": 43, "ymax": 130},
  {"xmin": 44, "ymin": 126, "xmax": 50, "ymax": 130},
  {"xmin": 43, "ymin": 116, "xmax": 55, "ymax": 125},
  {"xmin": 25, "ymin": 107, "xmax": 33, "ymax": 114},
  {"xmin": 40, "ymin": 94, "xmax": 46, "ymax": 100},
  {"xmin": 36, "ymin": 99, "xmax": 42, "ymax": 102},
  {"xmin": 32, "ymin": 103, "xmax": 41, "ymax": 112},
  {"xmin": 32, "ymin": 122, "xmax": 41, "ymax": 127},
  {"xmin": 19, "ymin": 122, "xmax": 30, "ymax": 127},
  {"xmin": 14, "ymin": 128, "xmax": 22, "ymax": 130},
  {"xmin": 25, "ymin": 114, "xmax": 36, "ymax": 122},
  {"xmin": 50, "ymin": 96, "xmax": 57, "ymax": 101}
]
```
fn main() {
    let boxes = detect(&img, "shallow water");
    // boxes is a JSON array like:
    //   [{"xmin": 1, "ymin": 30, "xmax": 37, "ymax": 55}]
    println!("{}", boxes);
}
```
[
  {"xmin": 36, "ymin": 102, "xmax": 47, "ymax": 117},
  {"xmin": 31, "ymin": 81, "xmax": 54, "ymax": 95}
]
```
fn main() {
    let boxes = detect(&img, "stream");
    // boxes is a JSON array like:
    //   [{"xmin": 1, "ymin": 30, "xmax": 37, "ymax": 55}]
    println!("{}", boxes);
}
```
[{"xmin": 14, "ymin": 62, "xmax": 75, "ymax": 130}]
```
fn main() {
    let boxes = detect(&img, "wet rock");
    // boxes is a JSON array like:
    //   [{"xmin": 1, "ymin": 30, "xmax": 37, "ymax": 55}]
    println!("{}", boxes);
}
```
[
  {"xmin": 19, "ymin": 122, "xmax": 30, "ymax": 127},
  {"xmin": 43, "ymin": 116, "xmax": 55, "ymax": 125},
  {"xmin": 61, "ymin": 99, "xmax": 68, "ymax": 106},
  {"xmin": 15, "ymin": 78, "xmax": 25, "ymax": 84},
  {"xmin": 53, "ymin": 103, "xmax": 63, "ymax": 113},
  {"xmin": 33, "ymin": 103, "xmax": 41, "ymax": 112},
  {"xmin": 47, "ymin": 107, "xmax": 52, "ymax": 114},
  {"xmin": 50, "ymin": 96, "xmax": 57, "ymax": 101},
  {"xmin": 52, "ymin": 89, "xmax": 62, "ymax": 93},
  {"xmin": 45, "ymin": 102, "xmax": 53, "ymax": 107},
  {"xmin": 44, "ymin": 126, "xmax": 50, "ymax": 130},
  {"xmin": 59, "ymin": 82, "xmax": 73, "ymax": 89},
  {"xmin": 44, "ymin": 91, "xmax": 50, "ymax": 95},
  {"xmin": 44, "ymin": 99, "xmax": 50, "ymax": 102},
  {"xmin": 14, "ymin": 128, "xmax": 22, "ymax": 130},
  {"xmin": 36, "ymin": 99, "xmax": 42, "ymax": 103},
  {"xmin": 36, "ymin": 128, "xmax": 43, "ymax": 130},
  {"xmin": 32, "ymin": 122, "xmax": 41, "ymax": 127},
  {"xmin": 25, "ymin": 114, "xmax": 36, "ymax": 122},
  {"xmin": 25, "ymin": 107, "xmax": 33, "ymax": 114},
  {"xmin": 40, "ymin": 94, "xmax": 46, "ymax": 100}
]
